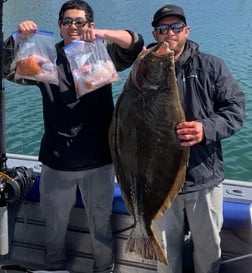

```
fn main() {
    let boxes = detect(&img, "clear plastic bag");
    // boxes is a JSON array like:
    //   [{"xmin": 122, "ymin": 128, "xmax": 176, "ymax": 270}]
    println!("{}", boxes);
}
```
[
  {"xmin": 64, "ymin": 37, "xmax": 120, "ymax": 98},
  {"xmin": 12, "ymin": 29, "xmax": 59, "ymax": 85}
]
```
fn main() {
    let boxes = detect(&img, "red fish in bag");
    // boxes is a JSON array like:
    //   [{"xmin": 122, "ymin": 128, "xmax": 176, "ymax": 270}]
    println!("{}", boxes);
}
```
[
  {"xmin": 64, "ymin": 37, "xmax": 120, "ymax": 98},
  {"xmin": 12, "ymin": 29, "xmax": 59, "ymax": 85}
]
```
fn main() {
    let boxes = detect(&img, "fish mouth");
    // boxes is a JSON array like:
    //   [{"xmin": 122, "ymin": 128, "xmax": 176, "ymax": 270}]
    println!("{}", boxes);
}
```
[
  {"xmin": 138, "ymin": 42, "xmax": 173, "ymax": 61},
  {"xmin": 153, "ymin": 42, "xmax": 173, "ymax": 56}
]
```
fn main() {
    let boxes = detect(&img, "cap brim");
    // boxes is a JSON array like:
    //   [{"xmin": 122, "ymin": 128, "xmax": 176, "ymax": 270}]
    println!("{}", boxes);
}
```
[{"xmin": 152, "ymin": 14, "xmax": 186, "ymax": 27}]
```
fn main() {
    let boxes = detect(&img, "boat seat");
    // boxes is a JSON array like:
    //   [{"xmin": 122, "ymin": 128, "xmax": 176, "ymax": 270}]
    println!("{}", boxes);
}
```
[
  {"xmin": 24, "ymin": 175, "xmax": 252, "ymax": 229},
  {"xmin": 24, "ymin": 175, "xmax": 129, "ymax": 214},
  {"xmin": 223, "ymin": 201, "xmax": 251, "ymax": 229}
]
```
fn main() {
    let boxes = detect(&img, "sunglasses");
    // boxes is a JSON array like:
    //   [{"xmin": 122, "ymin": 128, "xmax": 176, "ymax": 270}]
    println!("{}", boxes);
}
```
[
  {"xmin": 155, "ymin": 23, "xmax": 186, "ymax": 34},
  {"xmin": 61, "ymin": 17, "xmax": 88, "ymax": 28}
]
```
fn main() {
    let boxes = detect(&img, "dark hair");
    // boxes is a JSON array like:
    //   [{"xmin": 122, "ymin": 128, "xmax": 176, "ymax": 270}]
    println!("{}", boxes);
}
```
[{"xmin": 58, "ymin": 0, "xmax": 94, "ymax": 22}]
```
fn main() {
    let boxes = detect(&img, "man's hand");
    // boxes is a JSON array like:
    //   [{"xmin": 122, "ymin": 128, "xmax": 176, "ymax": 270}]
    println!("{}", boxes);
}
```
[
  {"xmin": 176, "ymin": 121, "xmax": 205, "ymax": 146},
  {"xmin": 18, "ymin": 20, "xmax": 37, "ymax": 34}
]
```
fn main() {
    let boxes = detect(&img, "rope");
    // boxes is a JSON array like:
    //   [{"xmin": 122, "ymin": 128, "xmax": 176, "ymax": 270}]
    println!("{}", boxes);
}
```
[{"xmin": 221, "ymin": 252, "xmax": 252, "ymax": 264}]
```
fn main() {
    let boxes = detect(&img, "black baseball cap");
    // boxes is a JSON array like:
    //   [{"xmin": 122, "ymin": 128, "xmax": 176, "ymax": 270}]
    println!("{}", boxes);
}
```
[{"xmin": 152, "ymin": 4, "xmax": 187, "ymax": 27}]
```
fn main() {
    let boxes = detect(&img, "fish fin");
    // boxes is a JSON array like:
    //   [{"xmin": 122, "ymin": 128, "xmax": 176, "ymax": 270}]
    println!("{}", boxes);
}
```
[
  {"xmin": 126, "ymin": 221, "xmax": 168, "ymax": 265},
  {"xmin": 154, "ymin": 147, "xmax": 189, "ymax": 219}
]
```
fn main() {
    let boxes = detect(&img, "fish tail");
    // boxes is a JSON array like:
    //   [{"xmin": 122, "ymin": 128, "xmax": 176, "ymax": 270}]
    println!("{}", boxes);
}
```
[{"xmin": 126, "ymin": 222, "xmax": 168, "ymax": 265}]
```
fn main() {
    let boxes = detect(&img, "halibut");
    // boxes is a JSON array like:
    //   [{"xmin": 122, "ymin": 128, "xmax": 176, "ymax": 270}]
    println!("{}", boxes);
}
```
[{"xmin": 109, "ymin": 42, "xmax": 189, "ymax": 264}]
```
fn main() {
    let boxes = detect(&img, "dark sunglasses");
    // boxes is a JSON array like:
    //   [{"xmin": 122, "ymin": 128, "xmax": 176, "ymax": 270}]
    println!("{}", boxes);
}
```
[
  {"xmin": 155, "ymin": 23, "xmax": 186, "ymax": 34},
  {"xmin": 61, "ymin": 17, "xmax": 88, "ymax": 27}
]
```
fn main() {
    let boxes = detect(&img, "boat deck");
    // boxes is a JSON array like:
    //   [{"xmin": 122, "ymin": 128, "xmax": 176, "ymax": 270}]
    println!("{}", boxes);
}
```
[{"xmin": 0, "ymin": 154, "xmax": 252, "ymax": 273}]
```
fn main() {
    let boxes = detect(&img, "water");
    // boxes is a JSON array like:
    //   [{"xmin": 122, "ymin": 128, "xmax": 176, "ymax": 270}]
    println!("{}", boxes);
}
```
[{"xmin": 2, "ymin": 0, "xmax": 252, "ymax": 182}]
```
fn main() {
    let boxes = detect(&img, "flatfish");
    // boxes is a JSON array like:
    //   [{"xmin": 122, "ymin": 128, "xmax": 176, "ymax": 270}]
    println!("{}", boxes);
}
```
[{"xmin": 109, "ymin": 42, "xmax": 189, "ymax": 264}]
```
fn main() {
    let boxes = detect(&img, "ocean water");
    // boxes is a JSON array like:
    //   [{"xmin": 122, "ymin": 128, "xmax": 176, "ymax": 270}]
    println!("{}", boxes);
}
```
[{"xmin": 2, "ymin": 0, "xmax": 252, "ymax": 182}]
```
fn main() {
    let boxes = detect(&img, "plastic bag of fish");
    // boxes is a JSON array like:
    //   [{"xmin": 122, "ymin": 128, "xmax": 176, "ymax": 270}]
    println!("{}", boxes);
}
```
[
  {"xmin": 12, "ymin": 30, "xmax": 59, "ymax": 85},
  {"xmin": 64, "ymin": 37, "xmax": 120, "ymax": 98}
]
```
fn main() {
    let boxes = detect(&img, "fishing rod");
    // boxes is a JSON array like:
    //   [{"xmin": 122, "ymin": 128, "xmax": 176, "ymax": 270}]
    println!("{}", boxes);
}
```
[
  {"xmin": 0, "ymin": 0, "xmax": 8, "ymax": 257},
  {"xmin": 0, "ymin": 0, "xmax": 34, "ymax": 256},
  {"xmin": 0, "ymin": 0, "xmax": 34, "ymax": 204},
  {"xmin": 0, "ymin": 0, "xmax": 7, "ymax": 171}
]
